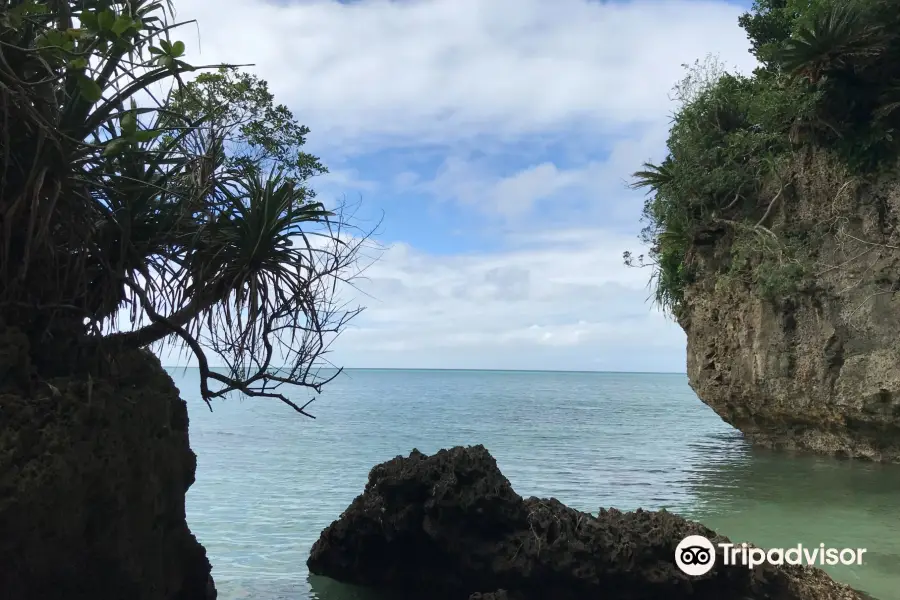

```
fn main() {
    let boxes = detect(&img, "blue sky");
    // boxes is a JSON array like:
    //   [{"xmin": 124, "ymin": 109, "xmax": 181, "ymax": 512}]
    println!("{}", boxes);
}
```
[{"xmin": 163, "ymin": 0, "xmax": 760, "ymax": 372}]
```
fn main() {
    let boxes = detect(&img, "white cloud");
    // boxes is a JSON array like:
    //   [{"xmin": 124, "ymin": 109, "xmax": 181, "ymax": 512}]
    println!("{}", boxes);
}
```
[
  {"xmin": 421, "ymin": 123, "xmax": 670, "ymax": 219},
  {"xmin": 171, "ymin": 0, "xmax": 757, "ymax": 152},
  {"xmin": 316, "ymin": 167, "xmax": 380, "ymax": 192},
  {"xmin": 321, "ymin": 228, "xmax": 685, "ymax": 371}
]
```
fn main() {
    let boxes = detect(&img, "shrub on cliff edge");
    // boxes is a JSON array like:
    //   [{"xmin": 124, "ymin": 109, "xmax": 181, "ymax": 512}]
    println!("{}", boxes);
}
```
[{"xmin": 626, "ymin": 0, "xmax": 900, "ymax": 315}]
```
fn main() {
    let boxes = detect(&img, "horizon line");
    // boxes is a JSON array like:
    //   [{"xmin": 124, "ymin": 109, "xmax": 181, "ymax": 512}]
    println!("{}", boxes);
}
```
[{"xmin": 161, "ymin": 366, "xmax": 688, "ymax": 375}]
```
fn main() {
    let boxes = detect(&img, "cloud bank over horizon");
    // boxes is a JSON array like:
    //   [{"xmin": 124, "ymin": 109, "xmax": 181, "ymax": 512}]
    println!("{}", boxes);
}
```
[{"xmin": 155, "ymin": 0, "xmax": 759, "ymax": 373}]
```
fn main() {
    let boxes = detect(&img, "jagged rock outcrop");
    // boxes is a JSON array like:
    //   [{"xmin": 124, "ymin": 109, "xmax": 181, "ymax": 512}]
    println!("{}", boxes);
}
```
[
  {"xmin": 680, "ymin": 151, "xmax": 900, "ymax": 462},
  {"xmin": 0, "ymin": 325, "xmax": 215, "ymax": 599},
  {"xmin": 308, "ymin": 445, "xmax": 865, "ymax": 600}
]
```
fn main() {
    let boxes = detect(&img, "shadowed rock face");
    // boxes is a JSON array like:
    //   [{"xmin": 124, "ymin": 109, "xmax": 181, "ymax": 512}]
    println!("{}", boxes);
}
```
[
  {"xmin": 0, "ymin": 326, "xmax": 215, "ymax": 600},
  {"xmin": 308, "ymin": 445, "xmax": 865, "ymax": 600},
  {"xmin": 679, "ymin": 152, "xmax": 900, "ymax": 462}
]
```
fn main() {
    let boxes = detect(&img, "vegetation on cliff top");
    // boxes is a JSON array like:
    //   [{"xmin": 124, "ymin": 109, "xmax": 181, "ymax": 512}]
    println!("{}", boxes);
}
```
[
  {"xmin": 0, "ymin": 0, "xmax": 370, "ymax": 414},
  {"xmin": 627, "ymin": 0, "xmax": 900, "ymax": 316}
]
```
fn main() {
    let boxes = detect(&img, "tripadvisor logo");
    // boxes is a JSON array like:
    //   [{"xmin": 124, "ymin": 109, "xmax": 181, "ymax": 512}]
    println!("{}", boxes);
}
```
[
  {"xmin": 674, "ymin": 535, "xmax": 867, "ymax": 576},
  {"xmin": 675, "ymin": 535, "xmax": 716, "ymax": 576}
]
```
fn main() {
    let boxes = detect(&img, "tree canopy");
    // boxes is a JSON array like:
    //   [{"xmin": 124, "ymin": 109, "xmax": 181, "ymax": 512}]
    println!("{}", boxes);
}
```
[{"xmin": 0, "ymin": 0, "xmax": 371, "ymax": 415}]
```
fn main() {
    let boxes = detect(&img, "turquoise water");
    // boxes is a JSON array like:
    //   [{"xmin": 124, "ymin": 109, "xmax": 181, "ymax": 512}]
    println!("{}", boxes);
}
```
[{"xmin": 175, "ymin": 368, "xmax": 900, "ymax": 600}]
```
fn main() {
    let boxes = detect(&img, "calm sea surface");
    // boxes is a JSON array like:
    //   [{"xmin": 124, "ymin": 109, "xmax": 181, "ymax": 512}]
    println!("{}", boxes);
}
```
[{"xmin": 172, "ymin": 368, "xmax": 900, "ymax": 600}]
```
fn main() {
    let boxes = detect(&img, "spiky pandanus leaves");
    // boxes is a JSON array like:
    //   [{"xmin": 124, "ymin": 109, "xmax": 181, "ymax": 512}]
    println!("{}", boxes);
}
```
[
  {"xmin": 776, "ymin": 2, "xmax": 886, "ymax": 83},
  {"xmin": 1, "ymin": 0, "xmax": 370, "ymax": 414},
  {"xmin": 184, "ymin": 170, "xmax": 332, "ymax": 334},
  {"xmin": 772, "ymin": 0, "xmax": 900, "ymax": 168},
  {"xmin": 629, "ymin": 158, "xmax": 693, "ymax": 315},
  {"xmin": 191, "ymin": 172, "xmax": 345, "ymax": 386},
  {"xmin": 1, "ymin": 0, "xmax": 201, "ymax": 323},
  {"xmin": 631, "ymin": 161, "xmax": 676, "ymax": 193}
]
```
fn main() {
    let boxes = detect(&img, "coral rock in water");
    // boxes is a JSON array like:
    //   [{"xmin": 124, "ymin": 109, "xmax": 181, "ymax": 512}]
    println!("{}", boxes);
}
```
[{"xmin": 308, "ymin": 444, "xmax": 865, "ymax": 600}]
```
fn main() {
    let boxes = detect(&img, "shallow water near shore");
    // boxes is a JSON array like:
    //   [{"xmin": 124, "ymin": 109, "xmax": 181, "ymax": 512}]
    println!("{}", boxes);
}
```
[{"xmin": 175, "ymin": 368, "xmax": 900, "ymax": 600}]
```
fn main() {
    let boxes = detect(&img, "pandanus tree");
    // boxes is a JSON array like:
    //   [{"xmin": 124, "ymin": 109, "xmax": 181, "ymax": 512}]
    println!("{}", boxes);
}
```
[{"xmin": 0, "ymin": 0, "xmax": 370, "ymax": 415}]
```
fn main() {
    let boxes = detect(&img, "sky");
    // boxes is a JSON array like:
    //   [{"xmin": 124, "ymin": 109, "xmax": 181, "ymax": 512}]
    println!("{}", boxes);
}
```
[{"xmin": 155, "ymin": 0, "xmax": 760, "ymax": 373}]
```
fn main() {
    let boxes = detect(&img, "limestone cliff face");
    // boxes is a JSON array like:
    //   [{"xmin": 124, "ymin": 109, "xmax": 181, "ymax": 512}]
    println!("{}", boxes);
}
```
[
  {"xmin": 679, "ymin": 151, "xmax": 900, "ymax": 462},
  {"xmin": 0, "ymin": 326, "xmax": 215, "ymax": 599}
]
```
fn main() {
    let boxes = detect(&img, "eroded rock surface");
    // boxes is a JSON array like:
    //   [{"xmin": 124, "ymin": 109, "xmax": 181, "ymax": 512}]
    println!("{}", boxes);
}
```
[
  {"xmin": 680, "ymin": 152, "xmax": 900, "ymax": 461},
  {"xmin": 308, "ymin": 445, "xmax": 864, "ymax": 600},
  {"xmin": 0, "ymin": 326, "xmax": 215, "ymax": 600}
]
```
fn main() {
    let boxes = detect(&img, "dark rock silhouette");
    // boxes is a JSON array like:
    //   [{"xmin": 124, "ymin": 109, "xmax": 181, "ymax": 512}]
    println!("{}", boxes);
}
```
[
  {"xmin": 0, "ymin": 326, "xmax": 215, "ymax": 599},
  {"xmin": 308, "ymin": 445, "xmax": 864, "ymax": 600}
]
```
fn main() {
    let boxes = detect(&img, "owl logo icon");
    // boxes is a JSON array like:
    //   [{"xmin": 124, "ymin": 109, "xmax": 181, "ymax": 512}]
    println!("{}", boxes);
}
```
[{"xmin": 675, "ymin": 535, "xmax": 716, "ymax": 576}]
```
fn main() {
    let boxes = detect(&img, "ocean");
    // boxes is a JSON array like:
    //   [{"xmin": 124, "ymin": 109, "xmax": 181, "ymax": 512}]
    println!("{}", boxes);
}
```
[{"xmin": 172, "ymin": 368, "xmax": 900, "ymax": 600}]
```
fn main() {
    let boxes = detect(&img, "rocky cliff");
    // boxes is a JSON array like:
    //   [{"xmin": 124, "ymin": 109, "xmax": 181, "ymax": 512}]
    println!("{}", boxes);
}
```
[
  {"xmin": 0, "ymin": 325, "xmax": 215, "ymax": 599},
  {"xmin": 679, "ymin": 150, "xmax": 900, "ymax": 462}
]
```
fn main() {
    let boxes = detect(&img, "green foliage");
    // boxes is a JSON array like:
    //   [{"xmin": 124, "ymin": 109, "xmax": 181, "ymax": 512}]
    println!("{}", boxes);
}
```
[
  {"xmin": 628, "ymin": 0, "xmax": 900, "ymax": 315},
  {"xmin": 0, "ymin": 0, "xmax": 369, "ymax": 414},
  {"xmin": 720, "ymin": 228, "xmax": 811, "ymax": 301},
  {"xmin": 738, "ymin": 0, "xmax": 836, "ymax": 69},
  {"xmin": 165, "ymin": 68, "xmax": 327, "ymax": 185},
  {"xmin": 756, "ymin": 260, "xmax": 807, "ymax": 299},
  {"xmin": 629, "ymin": 67, "xmax": 814, "ymax": 314},
  {"xmin": 779, "ymin": 0, "xmax": 900, "ymax": 170}
]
